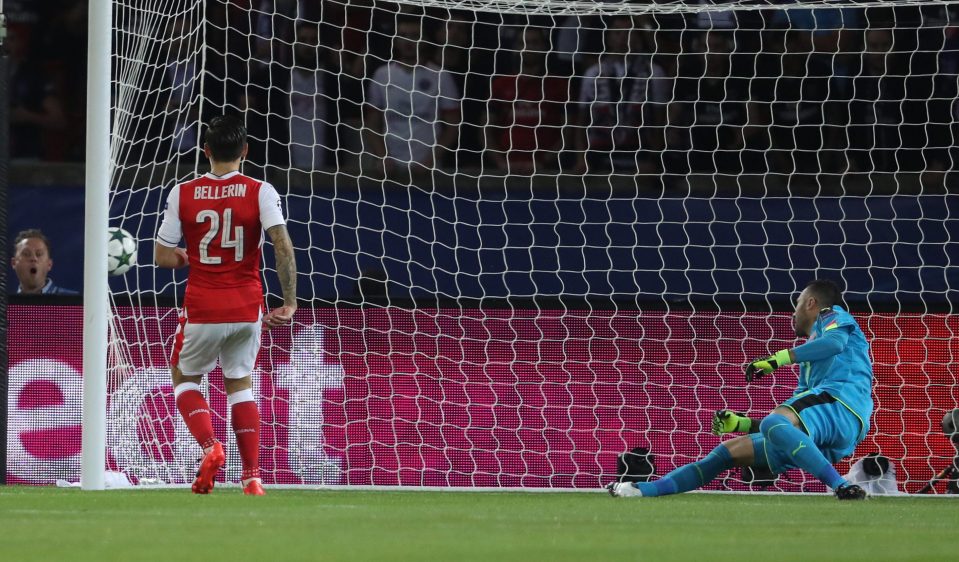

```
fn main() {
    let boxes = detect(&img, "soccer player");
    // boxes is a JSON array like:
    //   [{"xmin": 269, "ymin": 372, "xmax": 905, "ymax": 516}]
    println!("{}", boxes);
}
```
[
  {"xmin": 155, "ymin": 115, "xmax": 297, "ymax": 496},
  {"xmin": 608, "ymin": 279, "xmax": 872, "ymax": 500}
]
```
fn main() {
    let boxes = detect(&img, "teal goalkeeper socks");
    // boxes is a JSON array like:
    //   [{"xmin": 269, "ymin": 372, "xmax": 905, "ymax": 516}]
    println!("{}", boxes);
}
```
[
  {"xmin": 637, "ymin": 444, "xmax": 734, "ymax": 497},
  {"xmin": 760, "ymin": 413, "xmax": 848, "ymax": 490}
]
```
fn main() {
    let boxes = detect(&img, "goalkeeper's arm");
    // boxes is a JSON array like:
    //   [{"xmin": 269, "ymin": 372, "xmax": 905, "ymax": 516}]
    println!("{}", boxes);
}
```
[
  {"xmin": 711, "ymin": 410, "xmax": 763, "ymax": 436},
  {"xmin": 744, "ymin": 327, "xmax": 850, "ymax": 382}
]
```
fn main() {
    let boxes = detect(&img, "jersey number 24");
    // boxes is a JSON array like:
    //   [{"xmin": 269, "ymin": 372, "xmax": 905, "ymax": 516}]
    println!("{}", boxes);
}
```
[{"xmin": 197, "ymin": 208, "xmax": 244, "ymax": 264}]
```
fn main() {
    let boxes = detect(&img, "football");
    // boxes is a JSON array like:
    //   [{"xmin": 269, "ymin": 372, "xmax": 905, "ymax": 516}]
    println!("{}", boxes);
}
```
[{"xmin": 108, "ymin": 227, "xmax": 138, "ymax": 276}]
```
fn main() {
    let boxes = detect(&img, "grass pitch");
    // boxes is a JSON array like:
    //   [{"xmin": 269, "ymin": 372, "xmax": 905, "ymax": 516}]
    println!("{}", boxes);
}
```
[{"xmin": 0, "ymin": 486, "xmax": 955, "ymax": 561}]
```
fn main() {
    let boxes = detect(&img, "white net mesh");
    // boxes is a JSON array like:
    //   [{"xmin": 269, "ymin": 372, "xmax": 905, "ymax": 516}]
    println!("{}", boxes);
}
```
[{"xmin": 101, "ymin": 0, "xmax": 959, "ymax": 491}]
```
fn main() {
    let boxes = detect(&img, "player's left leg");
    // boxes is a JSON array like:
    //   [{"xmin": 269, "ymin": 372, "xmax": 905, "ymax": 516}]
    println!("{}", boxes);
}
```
[
  {"xmin": 221, "ymin": 321, "xmax": 264, "ymax": 496},
  {"xmin": 608, "ymin": 435, "xmax": 752, "ymax": 497}
]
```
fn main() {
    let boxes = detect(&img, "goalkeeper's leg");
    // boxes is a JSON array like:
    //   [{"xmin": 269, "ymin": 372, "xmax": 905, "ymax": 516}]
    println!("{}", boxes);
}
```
[
  {"xmin": 608, "ymin": 436, "xmax": 753, "ymax": 497},
  {"xmin": 759, "ymin": 407, "xmax": 850, "ymax": 491}
]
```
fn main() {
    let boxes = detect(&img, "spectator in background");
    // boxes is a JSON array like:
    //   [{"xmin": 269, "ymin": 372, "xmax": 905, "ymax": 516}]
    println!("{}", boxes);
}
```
[
  {"xmin": 667, "ymin": 31, "xmax": 765, "ymax": 175},
  {"xmin": 832, "ymin": 24, "xmax": 951, "ymax": 177},
  {"xmin": 832, "ymin": 28, "xmax": 902, "ymax": 174},
  {"xmin": 288, "ymin": 20, "xmax": 330, "ymax": 170},
  {"xmin": 755, "ymin": 30, "xmax": 833, "ymax": 176},
  {"xmin": 486, "ymin": 27, "xmax": 569, "ymax": 175},
  {"xmin": 771, "ymin": 1, "xmax": 862, "ymax": 61},
  {"xmin": 10, "ymin": 229, "xmax": 78, "ymax": 295},
  {"xmin": 691, "ymin": 0, "xmax": 738, "ymax": 31},
  {"xmin": 164, "ymin": 14, "xmax": 201, "ymax": 156},
  {"xmin": 8, "ymin": 24, "xmax": 67, "ymax": 160},
  {"xmin": 434, "ymin": 12, "xmax": 497, "ymax": 169},
  {"xmin": 322, "ymin": 0, "xmax": 380, "ymax": 169},
  {"xmin": 206, "ymin": 1, "xmax": 300, "ymax": 174},
  {"xmin": 574, "ymin": 15, "xmax": 670, "ymax": 175},
  {"xmin": 365, "ymin": 15, "xmax": 461, "ymax": 176},
  {"xmin": 555, "ymin": 14, "xmax": 603, "ymax": 76},
  {"xmin": 248, "ymin": 0, "xmax": 299, "ymax": 67}
]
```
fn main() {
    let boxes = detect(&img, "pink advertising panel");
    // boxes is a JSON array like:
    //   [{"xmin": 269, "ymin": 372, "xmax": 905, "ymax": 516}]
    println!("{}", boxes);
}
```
[{"xmin": 7, "ymin": 305, "xmax": 956, "ymax": 492}]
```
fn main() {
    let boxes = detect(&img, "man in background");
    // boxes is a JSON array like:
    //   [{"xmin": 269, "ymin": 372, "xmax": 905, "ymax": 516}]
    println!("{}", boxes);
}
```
[
  {"xmin": 11, "ymin": 229, "xmax": 78, "ymax": 295},
  {"xmin": 365, "ymin": 15, "xmax": 461, "ymax": 175}
]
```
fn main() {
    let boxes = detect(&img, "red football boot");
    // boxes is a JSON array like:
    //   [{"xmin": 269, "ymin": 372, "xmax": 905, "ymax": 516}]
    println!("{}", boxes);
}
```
[
  {"xmin": 191, "ymin": 442, "xmax": 225, "ymax": 494},
  {"xmin": 243, "ymin": 478, "xmax": 265, "ymax": 496}
]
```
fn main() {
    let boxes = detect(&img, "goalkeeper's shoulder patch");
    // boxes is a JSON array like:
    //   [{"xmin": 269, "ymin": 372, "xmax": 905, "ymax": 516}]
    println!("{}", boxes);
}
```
[{"xmin": 824, "ymin": 320, "xmax": 840, "ymax": 331}]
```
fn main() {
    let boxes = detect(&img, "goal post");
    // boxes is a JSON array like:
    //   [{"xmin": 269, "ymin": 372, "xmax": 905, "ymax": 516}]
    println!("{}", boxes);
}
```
[
  {"xmin": 0, "ymin": 10, "xmax": 9, "ymax": 486},
  {"xmin": 81, "ymin": 0, "xmax": 113, "ymax": 491},
  {"xmin": 54, "ymin": 0, "xmax": 959, "ymax": 493}
]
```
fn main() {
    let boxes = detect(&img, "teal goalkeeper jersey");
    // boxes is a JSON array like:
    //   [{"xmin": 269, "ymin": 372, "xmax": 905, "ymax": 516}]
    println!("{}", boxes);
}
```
[{"xmin": 791, "ymin": 305, "xmax": 874, "ymax": 438}]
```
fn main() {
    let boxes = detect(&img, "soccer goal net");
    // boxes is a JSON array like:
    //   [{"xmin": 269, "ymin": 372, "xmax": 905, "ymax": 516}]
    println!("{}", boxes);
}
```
[{"xmin": 12, "ymin": 0, "xmax": 957, "ymax": 492}]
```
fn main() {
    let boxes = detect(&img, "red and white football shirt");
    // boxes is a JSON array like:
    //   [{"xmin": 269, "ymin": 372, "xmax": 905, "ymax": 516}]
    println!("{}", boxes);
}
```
[{"xmin": 156, "ymin": 171, "xmax": 285, "ymax": 323}]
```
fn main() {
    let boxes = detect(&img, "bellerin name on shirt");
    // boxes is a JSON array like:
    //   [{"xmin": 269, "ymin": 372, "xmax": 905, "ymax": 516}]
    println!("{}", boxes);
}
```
[{"xmin": 194, "ymin": 184, "xmax": 248, "ymax": 199}]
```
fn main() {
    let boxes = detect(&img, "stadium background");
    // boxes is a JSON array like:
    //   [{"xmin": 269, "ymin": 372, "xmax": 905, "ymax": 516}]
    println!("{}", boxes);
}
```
[
  {"xmin": 8, "ymin": 185, "xmax": 957, "ymax": 304},
  {"xmin": 4, "ymin": 1, "xmax": 959, "ymax": 495}
]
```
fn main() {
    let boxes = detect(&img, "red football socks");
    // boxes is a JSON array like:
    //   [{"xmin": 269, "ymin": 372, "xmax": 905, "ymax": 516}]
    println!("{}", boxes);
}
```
[
  {"xmin": 175, "ymin": 386, "xmax": 217, "ymax": 451},
  {"xmin": 231, "ymin": 396, "xmax": 261, "ymax": 483}
]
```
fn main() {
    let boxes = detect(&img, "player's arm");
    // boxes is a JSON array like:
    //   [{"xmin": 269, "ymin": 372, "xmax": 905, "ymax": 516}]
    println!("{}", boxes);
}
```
[
  {"xmin": 154, "ymin": 243, "xmax": 189, "ymax": 269},
  {"xmin": 263, "ymin": 224, "xmax": 297, "ymax": 328},
  {"xmin": 744, "ymin": 326, "xmax": 851, "ymax": 382},
  {"xmin": 154, "ymin": 185, "xmax": 187, "ymax": 269}
]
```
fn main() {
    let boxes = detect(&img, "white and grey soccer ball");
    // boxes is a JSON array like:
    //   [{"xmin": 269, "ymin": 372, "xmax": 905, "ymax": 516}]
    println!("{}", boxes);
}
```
[
  {"xmin": 942, "ymin": 409, "xmax": 959, "ymax": 440},
  {"xmin": 107, "ymin": 227, "xmax": 138, "ymax": 276}
]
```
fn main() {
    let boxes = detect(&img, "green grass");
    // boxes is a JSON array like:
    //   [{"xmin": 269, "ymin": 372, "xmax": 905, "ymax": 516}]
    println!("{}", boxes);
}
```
[{"xmin": 0, "ymin": 486, "xmax": 956, "ymax": 562}]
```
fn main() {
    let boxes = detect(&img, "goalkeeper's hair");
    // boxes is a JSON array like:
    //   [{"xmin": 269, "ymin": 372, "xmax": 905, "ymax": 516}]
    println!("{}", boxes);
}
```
[
  {"xmin": 204, "ymin": 115, "xmax": 247, "ymax": 162},
  {"xmin": 805, "ymin": 278, "xmax": 843, "ymax": 308}
]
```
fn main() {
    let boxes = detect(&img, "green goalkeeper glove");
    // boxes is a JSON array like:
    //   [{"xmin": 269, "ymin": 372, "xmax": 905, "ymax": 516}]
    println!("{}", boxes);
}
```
[
  {"xmin": 744, "ymin": 349, "xmax": 792, "ymax": 382},
  {"xmin": 711, "ymin": 410, "xmax": 753, "ymax": 436}
]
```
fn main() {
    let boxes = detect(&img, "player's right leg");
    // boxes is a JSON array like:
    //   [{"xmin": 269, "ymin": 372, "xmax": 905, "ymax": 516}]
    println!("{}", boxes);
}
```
[
  {"xmin": 172, "ymin": 365, "xmax": 226, "ymax": 494},
  {"xmin": 171, "ymin": 318, "xmax": 226, "ymax": 494},
  {"xmin": 607, "ymin": 435, "xmax": 754, "ymax": 497}
]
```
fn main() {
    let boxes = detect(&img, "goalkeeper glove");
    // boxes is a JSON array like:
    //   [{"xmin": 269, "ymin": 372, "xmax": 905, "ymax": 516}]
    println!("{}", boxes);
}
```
[
  {"xmin": 711, "ymin": 410, "xmax": 752, "ymax": 436},
  {"xmin": 744, "ymin": 349, "xmax": 792, "ymax": 382}
]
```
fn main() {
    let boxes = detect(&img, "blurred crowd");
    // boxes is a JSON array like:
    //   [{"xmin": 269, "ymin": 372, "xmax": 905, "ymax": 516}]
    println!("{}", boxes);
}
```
[
  {"xmin": 9, "ymin": 1, "xmax": 959, "ymax": 180},
  {"xmin": 6, "ymin": 0, "xmax": 86, "ymax": 161}
]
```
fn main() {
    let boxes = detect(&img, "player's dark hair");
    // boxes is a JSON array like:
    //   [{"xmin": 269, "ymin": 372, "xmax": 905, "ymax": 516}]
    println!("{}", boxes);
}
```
[
  {"xmin": 204, "ymin": 115, "xmax": 247, "ymax": 162},
  {"xmin": 805, "ymin": 279, "xmax": 842, "ymax": 308},
  {"xmin": 13, "ymin": 229, "xmax": 52, "ymax": 258}
]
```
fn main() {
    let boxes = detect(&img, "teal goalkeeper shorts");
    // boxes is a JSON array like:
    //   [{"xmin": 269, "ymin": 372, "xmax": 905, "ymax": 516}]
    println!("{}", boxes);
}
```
[{"xmin": 749, "ymin": 391, "xmax": 864, "ymax": 475}]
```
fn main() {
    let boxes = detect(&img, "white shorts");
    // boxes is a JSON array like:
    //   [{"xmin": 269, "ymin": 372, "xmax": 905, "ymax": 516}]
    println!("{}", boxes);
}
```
[{"xmin": 171, "ymin": 316, "xmax": 262, "ymax": 379}]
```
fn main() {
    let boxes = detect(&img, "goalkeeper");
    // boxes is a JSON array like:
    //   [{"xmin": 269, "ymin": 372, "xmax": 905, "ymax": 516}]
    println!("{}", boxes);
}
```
[{"xmin": 609, "ymin": 279, "xmax": 872, "ymax": 500}]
